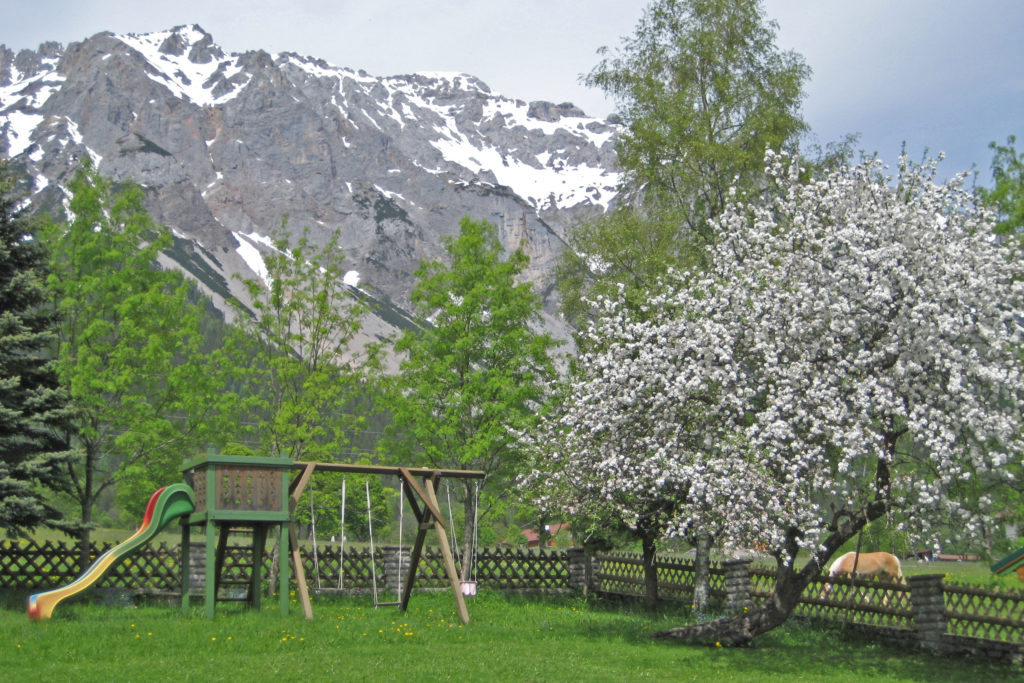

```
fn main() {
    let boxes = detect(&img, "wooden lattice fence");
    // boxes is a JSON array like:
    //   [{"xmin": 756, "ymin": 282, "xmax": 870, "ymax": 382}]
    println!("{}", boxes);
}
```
[
  {"xmin": 474, "ymin": 547, "xmax": 568, "ymax": 590},
  {"xmin": 594, "ymin": 552, "xmax": 728, "ymax": 602},
  {"xmin": 0, "ymin": 539, "xmax": 182, "ymax": 591},
  {"xmin": 0, "ymin": 540, "xmax": 566, "ymax": 594},
  {"xmin": 302, "ymin": 546, "xmax": 572, "ymax": 592},
  {"xmin": 0, "ymin": 539, "xmax": 82, "ymax": 589},
  {"xmin": 4, "ymin": 539, "xmax": 1024, "ymax": 655},
  {"xmin": 591, "ymin": 552, "xmax": 1024, "ymax": 655},
  {"xmin": 943, "ymin": 581, "xmax": 1024, "ymax": 644},
  {"xmin": 795, "ymin": 572, "xmax": 913, "ymax": 630}
]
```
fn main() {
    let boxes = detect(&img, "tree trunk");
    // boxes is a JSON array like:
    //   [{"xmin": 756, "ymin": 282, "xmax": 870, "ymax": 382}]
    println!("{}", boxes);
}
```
[
  {"xmin": 653, "ymin": 563, "xmax": 810, "ymax": 646},
  {"xmin": 76, "ymin": 449, "xmax": 96, "ymax": 573},
  {"xmin": 641, "ymin": 532, "xmax": 659, "ymax": 607},
  {"xmin": 77, "ymin": 504, "xmax": 93, "ymax": 574},
  {"xmin": 692, "ymin": 532, "xmax": 712, "ymax": 611}
]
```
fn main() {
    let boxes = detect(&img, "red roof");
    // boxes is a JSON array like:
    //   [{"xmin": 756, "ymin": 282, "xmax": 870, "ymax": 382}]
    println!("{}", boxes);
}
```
[{"xmin": 521, "ymin": 523, "xmax": 572, "ymax": 546}]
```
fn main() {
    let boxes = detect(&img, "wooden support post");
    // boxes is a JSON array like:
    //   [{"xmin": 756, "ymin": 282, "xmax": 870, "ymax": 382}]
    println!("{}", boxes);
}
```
[
  {"xmin": 250, "ymin": 524, "xmax": 266, "ymax": 610},
  {"xmin": 214, "ymin": 525, "xmax": 230, "ymax": 598},
  {"xmin": 204, "ymin": 519, "xmax": 216, "ymax": 620},
  {"xmin": 288, "ymin": 462, "xmax": 317, "ymax": 619},
  {"xmin": 399, "ymin": 468, "xmax": 445, "ymax": 529},
  {"xmin": 288, "ymin": 512, "xmax": 313, "ymax": 619},
  {"xmin": 278, "ymin": 523, "xmax": 290, "ymax": 616},
  {"xmin": 422, "ymin": 475, "xmax": 470, "ymax": 625},
  {"xmin": 400, "ymin": 488, "xmax": 430, "ymax": 613},
  {"xmin": 180, "ymin": 519, "xmax": 190, "ymax": 614}
]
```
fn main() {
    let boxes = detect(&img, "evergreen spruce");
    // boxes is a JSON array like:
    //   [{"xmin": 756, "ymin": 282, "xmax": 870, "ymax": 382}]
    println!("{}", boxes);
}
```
[{"xmin": 0, "ymin": 163, "xmax": 73, "ymax": 535}]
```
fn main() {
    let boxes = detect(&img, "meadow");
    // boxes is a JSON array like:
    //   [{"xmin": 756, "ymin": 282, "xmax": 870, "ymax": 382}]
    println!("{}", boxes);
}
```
[{"xmin": 4, "ymin": 588, "xmax": 1020, "ymax": 682}]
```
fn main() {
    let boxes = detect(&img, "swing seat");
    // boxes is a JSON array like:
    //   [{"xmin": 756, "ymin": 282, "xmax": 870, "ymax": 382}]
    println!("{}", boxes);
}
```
[{"xmin": 460, "ymin": 581, "xmax": 477, "ymax": 597}]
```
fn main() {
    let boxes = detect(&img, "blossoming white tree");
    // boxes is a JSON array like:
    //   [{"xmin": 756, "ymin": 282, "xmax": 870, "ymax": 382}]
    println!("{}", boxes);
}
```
[{"xmin": 529, "ymin": 153, "xmax": 1024, "ymax": 644}]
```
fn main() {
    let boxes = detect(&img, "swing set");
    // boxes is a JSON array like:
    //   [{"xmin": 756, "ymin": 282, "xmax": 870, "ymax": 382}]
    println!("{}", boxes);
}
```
[{"xmin": 289, "ymin": 461, "xmax": 484, "ymax": 624}]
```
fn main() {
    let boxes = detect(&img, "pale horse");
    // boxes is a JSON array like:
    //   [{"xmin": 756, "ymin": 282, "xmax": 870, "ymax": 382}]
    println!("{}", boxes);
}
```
[{"xmin": 821, "ymin": 551, "xmax": 904, "ymax": 605}]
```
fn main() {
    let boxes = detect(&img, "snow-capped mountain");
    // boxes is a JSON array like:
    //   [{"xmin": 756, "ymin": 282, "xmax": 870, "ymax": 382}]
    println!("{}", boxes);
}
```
[{"xmin": 0, "ymin": 25, "xmax": 620, "ymax": 353}]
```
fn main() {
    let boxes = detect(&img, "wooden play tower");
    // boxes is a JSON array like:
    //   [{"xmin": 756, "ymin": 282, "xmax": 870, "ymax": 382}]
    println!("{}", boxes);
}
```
[{"xmin": 179, "ymin": 453, "xmax": 293, "ymax": 619}]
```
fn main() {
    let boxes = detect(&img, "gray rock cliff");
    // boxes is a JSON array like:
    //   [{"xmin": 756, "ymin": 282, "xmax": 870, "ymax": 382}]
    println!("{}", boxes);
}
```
[{"xmin": 0, "ymin": 25, "xmax": 621, "ymax": 360}]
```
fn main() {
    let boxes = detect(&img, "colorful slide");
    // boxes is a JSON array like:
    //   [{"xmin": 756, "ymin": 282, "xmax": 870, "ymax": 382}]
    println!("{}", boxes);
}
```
[
  {"xmin": 28, "ymin": 483, "xmax": 195, "ymax": 620},
  {"xmin": 992, "ymin": 546, "xmax": 1024, "ymax": 581}
]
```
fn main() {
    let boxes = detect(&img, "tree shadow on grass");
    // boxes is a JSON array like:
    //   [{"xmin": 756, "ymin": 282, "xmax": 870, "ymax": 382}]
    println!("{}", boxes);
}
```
[{"xmin": 547, "ymin": 595, "xmax": 1020, "ymax": 682}]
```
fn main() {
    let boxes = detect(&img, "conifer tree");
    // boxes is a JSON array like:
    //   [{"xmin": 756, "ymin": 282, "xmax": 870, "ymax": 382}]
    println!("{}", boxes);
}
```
[{"xmin": 0, "ymin": 163, "xmax": 73, "ymax": 535}]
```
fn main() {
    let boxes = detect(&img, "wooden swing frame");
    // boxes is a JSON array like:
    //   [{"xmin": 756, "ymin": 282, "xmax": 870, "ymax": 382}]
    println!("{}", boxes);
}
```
[{"xmin": 288, "ymin": 462, "xmax": 485, "ymax": 624}]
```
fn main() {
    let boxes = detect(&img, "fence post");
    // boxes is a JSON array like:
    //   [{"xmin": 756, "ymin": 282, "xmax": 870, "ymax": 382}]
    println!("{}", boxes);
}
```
[
  {"xmin": 566, "ymin": 548, "xmax": 598, "ymax": 595},
  {"xmin": 723, "ymin": 558, "xmax": 752, "ymax": 611},
  {"xmin": 188, "ymin": 544, "xmax": 206, "ymax": 594},
  {"xmin": 382, "ymin": 545, "xmax": 410, "ymax": 596},
  {"xmin": 908, "ymin": 574, "xmax": 947, "ymax": 653}
]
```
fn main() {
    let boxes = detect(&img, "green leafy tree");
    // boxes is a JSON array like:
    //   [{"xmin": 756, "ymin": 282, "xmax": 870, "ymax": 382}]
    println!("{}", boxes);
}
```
[
  {"xmin": 230, "ymin": 224, "xmax": 374, "ymax": 463},
  {"xmin": 0, "ymin": 162, "xmax": 74, "ymax": 535},
  {"xmin": 382, "ymin": 217, "xmax": 559, "ymax": 579},
  {"xmin": 980, "ymin": 135, "xmax": 1024, "ymax": 239},
  {"xmin": 978, "ymin": 136, "xmax": 1024, "ymax": 543},
  {"xmin": 589, "ymin": 0, "xmax": 809, "ymax": 237},
  {"xmin": 292, "ymin": 471, "xmax": 392, "ymax": 544},
  {"xmin": 46, "ymin": 161, "xmax": 220, "ymax": 567},
  {"xmin": 562, "ymin": 0, "xmax": 811, "ymax": 329}
]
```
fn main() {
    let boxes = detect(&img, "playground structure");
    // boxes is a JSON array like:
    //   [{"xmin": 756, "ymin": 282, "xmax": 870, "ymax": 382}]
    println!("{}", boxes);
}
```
[
  {"xmin": 28, "ymin": 453, "xmax": 485, "ymax": 623},
  {"xmin": 991, "ymin": 546, "xmax": 1024, "ymax": 581}
]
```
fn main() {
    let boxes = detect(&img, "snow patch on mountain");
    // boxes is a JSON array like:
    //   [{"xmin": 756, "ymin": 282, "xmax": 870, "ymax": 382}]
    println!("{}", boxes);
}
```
[{"xmin": 117, "ymin": 26, "xmax": 251, "ymax": 106}]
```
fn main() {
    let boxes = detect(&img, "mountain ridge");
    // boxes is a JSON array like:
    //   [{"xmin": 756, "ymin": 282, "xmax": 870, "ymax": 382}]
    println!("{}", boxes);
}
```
[{"xmin": 0, "ymin": 24, "xmax": 622, "ymax": 360}]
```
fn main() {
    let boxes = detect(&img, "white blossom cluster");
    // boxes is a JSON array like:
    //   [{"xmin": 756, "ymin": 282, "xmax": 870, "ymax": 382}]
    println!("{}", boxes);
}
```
[{"xmin": 525, "ymin": 153, "xmax": 1024, "ymax": 562}]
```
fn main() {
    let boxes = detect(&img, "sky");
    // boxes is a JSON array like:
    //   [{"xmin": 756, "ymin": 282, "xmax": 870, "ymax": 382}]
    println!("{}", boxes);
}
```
[{"xmin": 4, "ymin": 0, "xmax": 1022, "ymax": 184}]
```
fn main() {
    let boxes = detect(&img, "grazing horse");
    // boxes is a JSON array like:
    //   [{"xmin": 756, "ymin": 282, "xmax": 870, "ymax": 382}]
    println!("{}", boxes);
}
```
[{"xmin": 821, "ymin": 551, "xmax": 904, "ymax": 604}]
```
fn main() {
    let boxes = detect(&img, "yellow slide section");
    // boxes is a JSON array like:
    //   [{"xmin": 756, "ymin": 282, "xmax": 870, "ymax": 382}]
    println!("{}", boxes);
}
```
[{"xmin": 28, "ymin": 483, "xmax": 195, "ymax": 620}]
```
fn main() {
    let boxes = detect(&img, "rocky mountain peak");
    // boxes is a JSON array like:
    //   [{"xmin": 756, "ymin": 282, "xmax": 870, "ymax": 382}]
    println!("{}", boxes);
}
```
[{"xmin": 0, "ymin": 26, "xmax": 622, "ymax": 362}]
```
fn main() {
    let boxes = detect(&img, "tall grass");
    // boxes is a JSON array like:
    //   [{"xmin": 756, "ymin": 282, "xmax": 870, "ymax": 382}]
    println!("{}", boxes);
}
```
[{"xmin": 4, "ymin": 590, "xmax": 1017, "ymax": 681}]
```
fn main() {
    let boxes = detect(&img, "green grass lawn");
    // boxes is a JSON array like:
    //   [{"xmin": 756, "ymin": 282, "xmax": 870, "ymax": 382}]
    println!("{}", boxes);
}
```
[{"xmin": 3, "ymin": 590, "xmax": 1019, "ymax": 682}]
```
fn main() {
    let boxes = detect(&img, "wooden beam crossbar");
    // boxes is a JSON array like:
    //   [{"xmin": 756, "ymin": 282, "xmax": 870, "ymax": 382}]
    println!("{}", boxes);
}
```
[
  {"xmin": 286, "ymin": 461, "xmax": 482, "ymax": 624},
  {"xmin": 291, "ymin": 462, "xmax": 485, "ymax": 480}
]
